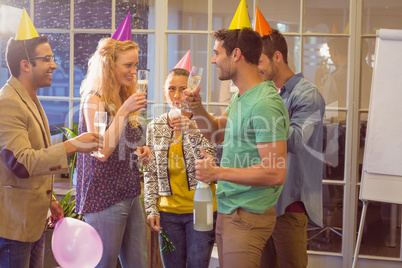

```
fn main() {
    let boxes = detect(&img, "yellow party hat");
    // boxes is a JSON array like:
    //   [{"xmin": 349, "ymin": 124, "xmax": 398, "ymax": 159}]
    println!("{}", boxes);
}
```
[
  {"xmin": 344, "ymin": 22, "xmax": 349, "ymax": 34},
  {"xmin": 228, "ymin": 0, "xmax": 251, "ymax": 30},
  {"xmin": 16, "ymin": 8, "xmax": 39, "ymax": 40}
]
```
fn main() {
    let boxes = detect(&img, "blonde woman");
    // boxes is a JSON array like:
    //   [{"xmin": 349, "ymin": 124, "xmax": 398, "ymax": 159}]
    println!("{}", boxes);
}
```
[{"xmin": 76, "ymin": 37, "xmax": 150, "ymax": 267}]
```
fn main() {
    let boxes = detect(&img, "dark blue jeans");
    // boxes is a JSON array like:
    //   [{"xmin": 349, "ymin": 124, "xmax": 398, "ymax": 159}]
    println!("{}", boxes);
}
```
[
  {"xmin": 159, "ymin": 211, "xmax": 216, "ymax": 268},
  {"xmin": 0, "ymin": 230, "xmax": 45, "ymax": 268}
]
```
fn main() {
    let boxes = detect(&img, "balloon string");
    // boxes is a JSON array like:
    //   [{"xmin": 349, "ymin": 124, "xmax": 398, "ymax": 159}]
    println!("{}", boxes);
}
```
[{"xmin": 159, "ymin": 230, "xmax": 176, "ymax": 254}]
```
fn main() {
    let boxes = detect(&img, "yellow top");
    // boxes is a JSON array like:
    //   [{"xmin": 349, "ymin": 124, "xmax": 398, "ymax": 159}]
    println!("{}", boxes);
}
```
[{"xmin": 159, "ymin": 136, "xmax": 217, "ymax": 214}]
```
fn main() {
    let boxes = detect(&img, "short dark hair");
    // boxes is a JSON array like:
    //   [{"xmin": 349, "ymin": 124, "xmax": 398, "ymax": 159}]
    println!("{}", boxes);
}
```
[
  {"xmin": 261, "ymin": 29, "xmax": 288, "ymax": 64},
  {"xmin": 6, "ymin": 36, "xmax": 49, "ymax": 77},
  {"xmin": 213, "ymin": 28, "xmax": 262, "ymax": 65}
]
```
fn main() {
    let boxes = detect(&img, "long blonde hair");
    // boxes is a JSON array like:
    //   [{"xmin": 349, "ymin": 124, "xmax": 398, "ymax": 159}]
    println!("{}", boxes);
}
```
[{"xmin": 80, "ymin": 37, "xmax": 139, "ymax": 127}]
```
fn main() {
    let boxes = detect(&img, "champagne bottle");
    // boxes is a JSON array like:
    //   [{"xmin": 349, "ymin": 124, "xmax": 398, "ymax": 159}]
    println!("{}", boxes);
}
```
[{"xmin": 193, "ymin": 181, "xmax": 213, "ymax": 231}]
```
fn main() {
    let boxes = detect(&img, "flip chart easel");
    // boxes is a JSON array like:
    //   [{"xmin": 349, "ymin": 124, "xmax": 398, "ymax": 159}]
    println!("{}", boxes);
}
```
[{"xmin": 353, "ymin": 29, "xmax": 402, "ymax": 267}]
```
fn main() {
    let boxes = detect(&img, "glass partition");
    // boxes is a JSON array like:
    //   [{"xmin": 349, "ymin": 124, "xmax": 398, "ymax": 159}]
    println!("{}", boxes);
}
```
[
  {"xmin": 305, "ymin": 0, "xmax": 350, "ymax": 34},
  {"xmin": 308, "ymin": 184, "xmax": 344, "ymax": 253},
  {"xmin": 74, "ymin": 0, "xmax": 111, "ymax": 29},
  {"xmin": 168, "ymin": 0, "xmax": 208, "ymax": 31},
  {"xmin": 259, "ymin": 0, "xmax": 300, "ymax": 32},
  {"xmin": 34, "ymin": 0, "xmax": 70, "ymax": 29},
  {"xmin": 362, "ymin": 0, "xmax": 402, "ymax": 34}
]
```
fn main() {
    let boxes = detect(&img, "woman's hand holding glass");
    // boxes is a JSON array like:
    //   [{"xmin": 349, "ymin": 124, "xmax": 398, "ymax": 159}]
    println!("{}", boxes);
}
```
[
  {"xmin": 134, "ymin": 146, "xmax": 152, "ymax": 171},
  {"xmin": 168, "ymin": 104, "xmax": 195, "ymax": 144},
  {"xmin": 122, "ymin": 92, "xmax": 147, "ymax": 115},
  {"xmin": 168, "ymin": 104, "xmax": 182, "ymax": 144},
  {"xmin": 137, "ymin": 70, "xmax": 149, "ymax": 113}
]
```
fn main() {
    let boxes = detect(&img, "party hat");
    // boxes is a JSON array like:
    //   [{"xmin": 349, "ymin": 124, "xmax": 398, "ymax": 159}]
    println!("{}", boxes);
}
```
[
  {"xmin": 253, "ymin": 6, "xmax": 272, "ymax": 36},
  {"xmin": 16, "ymin": 8, "xmax": 39, "ymax": 40},
  {"xmin": 174, "ymin": 50, "xmax": 191, "ymax": 72},
  {"xmin": 332, "ymin": 22, "xmax": 339, "ymax": 34},
  {"xmin": 228, "ymin": 0, "xmax": 251, "ymax": 30},
  {"xmin": 344, "ymin": 22, "xmax": 349, "ymax": 34},
  {"xmin": 112, "ymin": 12, "xmax": 132, "ymax": 41}
]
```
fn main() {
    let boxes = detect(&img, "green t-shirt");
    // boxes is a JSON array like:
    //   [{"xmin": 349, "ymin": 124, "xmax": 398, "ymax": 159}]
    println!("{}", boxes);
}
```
[{"xmin": 217, "ymin": 81, "xmax": 290, "ymax": 214}]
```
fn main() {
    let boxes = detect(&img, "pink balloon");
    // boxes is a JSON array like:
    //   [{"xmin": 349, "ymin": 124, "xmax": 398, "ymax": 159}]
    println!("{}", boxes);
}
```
[{"xmin": 52, "ymin": 217, "xmax": 103, "ymax": 268}]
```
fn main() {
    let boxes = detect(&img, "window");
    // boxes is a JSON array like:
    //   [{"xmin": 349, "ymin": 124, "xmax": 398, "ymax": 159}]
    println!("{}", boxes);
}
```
[
  {"xmin": 1, "ymin": 1, "xmax": 402, "ymax": 266},
  {"xmin": 0, "ymin": 0, "xmax": 155, "ymax": 131}
]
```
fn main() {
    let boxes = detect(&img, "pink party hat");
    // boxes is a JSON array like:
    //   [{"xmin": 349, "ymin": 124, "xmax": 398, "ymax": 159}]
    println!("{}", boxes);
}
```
[
  {"xmin": 112, "ymin": 12, "xmax": 132, "ymax": 41},
  {"xmin": 253, "ymin": 6, "xmax": 272, "ymax": 36},
  {"xmin": 174, "ymin": 50, "xmax": 191, "ymax": 72}
]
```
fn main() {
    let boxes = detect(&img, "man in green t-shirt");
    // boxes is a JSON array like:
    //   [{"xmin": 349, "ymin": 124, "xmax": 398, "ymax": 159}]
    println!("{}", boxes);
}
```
[{"xmin": 184, "ymin": 28, "xmax": 289, "ymax": 268}]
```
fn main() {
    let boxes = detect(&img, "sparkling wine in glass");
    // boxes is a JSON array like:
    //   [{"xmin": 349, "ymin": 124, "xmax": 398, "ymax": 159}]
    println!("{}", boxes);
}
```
[
  {"xmin": 187, "ymin": 68, "xmax": 203, "ymax": 91},
  {"xmin": 137, "ymin": 70, "xmax": 149, "ymax": 113},
  {"xmin": 185, "ymin": 66, "xmax": 203, "ymax": 112},
  {"xmin": 134, "ymin": 151, "xmax": 152, "ymax": 172},
  {"xmin": 168, "ymin": 103, "xmax": 182, "ymax": 144},
  {"xmin": 91, "ymin": 111, "xmax": 107, "ymax": 158}
]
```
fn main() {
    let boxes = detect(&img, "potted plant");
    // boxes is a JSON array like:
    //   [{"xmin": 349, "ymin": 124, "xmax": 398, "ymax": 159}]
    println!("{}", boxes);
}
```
[
  {"xmin": 44, "ymin": 125, "xmax": 80, "ymax": 267},
  {"xmin": 57, "ymin": 124, "xmax": 79, "ymax": 189},
  {"xmin": 52, "ymin": 189, "xmax": 83, "ymax": 220}
]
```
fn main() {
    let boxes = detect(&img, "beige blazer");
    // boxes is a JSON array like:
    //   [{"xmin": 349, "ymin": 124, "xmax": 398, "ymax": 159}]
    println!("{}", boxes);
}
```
[{"xmin": 0, "ymin": 77, "xmax": 68, "ymax": 242}]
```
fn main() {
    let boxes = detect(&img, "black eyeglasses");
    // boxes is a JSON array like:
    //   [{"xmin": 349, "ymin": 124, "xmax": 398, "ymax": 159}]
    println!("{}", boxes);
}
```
[{"xmin": 29, "ymin": 55, "xmax": 55, "ymax": 63}]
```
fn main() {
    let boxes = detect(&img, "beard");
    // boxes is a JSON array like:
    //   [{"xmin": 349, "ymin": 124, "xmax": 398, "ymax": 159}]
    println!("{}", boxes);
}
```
[
  {"xmin": 265, "ymin": 62, "xmax": 277, "ymax": 82},
  {"xmin": 219, "ymin": 69, "xmax": 231, "ymax": 81},
  {"xmin": 218, "ymin": 59, "xmax": 235, "ymax": 81}
]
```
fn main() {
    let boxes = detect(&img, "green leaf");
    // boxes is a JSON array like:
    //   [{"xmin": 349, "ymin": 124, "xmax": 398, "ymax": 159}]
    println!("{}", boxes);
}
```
[
  {"xmin": 56, "ymin": 127, "xmax": 78, "ymax": 140},
  {"xmin": 56, "ymin": 127, "xmax": 78, "ymax": 189},
  {"xmin": 51, "ymin": 189, "xmax": 84, "ymax": 223},
  {"xmin": 52, "ymin": 192, "xmax": 58, "ymax": 201},
  {"xmin": 63, "ymin": 191, "xmax": 71, "ymax": 205}
]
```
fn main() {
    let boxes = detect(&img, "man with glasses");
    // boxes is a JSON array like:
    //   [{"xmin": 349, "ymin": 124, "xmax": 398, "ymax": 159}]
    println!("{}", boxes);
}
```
[
  {"xmin": 258, "ymin": 29, "xmax": 325, "ymax": 268},
  {"xmin": 184, "ymin": 28, "xmax": 289, "ymax": 268},
  {"xmin": 0, "ymin": 16, "xmax": 101, "ymax": 267}
]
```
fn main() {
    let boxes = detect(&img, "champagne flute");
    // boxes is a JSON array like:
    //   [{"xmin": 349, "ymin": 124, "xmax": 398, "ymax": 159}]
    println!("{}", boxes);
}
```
[
  {"xmin": 185, "ymin": 66, "xmax": 203, "ymax": 112},
  {"xmin": 91, "ymin": 111, "xmax": 107, "ymax": 158},
  {"xmin": 134, "ymin": 151, "xmax": 152, "ymax": 172},
  {"xmin": 168, "ymin": 103, "xmax": 182, "ymax": 144},
  {"xmin": 137, "ymin": 70, "xmax": 149, "ymax": 113}
]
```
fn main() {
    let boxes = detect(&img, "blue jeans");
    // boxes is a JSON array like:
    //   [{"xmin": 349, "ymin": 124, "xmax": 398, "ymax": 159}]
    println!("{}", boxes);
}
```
[
  {"xmin": 0, "ymin": 230, "xmax": 45, "ymax": 268},
  {"xmin": 159, "ymin": 211, "xmax": 216, "ymax": 268},
  {"xmin": 84, "ymin": 197, "xmax": 147, "ymax": 268}
]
